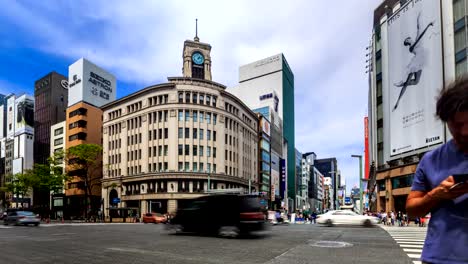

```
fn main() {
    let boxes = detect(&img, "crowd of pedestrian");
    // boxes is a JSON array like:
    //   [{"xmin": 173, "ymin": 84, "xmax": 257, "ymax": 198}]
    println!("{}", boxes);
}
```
[{"xmin": 375, "ymin": 210, "xmax": 428, "ymax": 227}]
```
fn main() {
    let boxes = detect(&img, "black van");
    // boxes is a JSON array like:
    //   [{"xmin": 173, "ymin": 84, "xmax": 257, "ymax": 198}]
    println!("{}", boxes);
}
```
[{"xmin": 168, "ymin": 194, "xmax": 266, "ymax": 237}]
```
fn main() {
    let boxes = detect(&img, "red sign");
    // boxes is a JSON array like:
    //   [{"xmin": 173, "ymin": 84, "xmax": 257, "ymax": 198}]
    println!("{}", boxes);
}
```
[{"xmin": 364, "ymin": 117, "xmax": 370, "ymax": 180}]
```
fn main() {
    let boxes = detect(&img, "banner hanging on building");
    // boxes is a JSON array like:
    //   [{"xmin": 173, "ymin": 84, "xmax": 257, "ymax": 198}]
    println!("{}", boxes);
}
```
[
  {"xmin": 279, "ymin": 159, "xmax": 286, "ymax": 200},
  {"xmin": 364, "ymin": 117, "xmax": 369, "ymax": 180},
  {"xmin": 386, "ymin": 0, "xmax": 444, "ymax": 156}
]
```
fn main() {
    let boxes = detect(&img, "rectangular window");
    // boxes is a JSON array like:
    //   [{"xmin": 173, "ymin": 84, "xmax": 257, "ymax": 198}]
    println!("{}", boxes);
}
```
[
  {"xmin": 206, "ymin": 113, "xmax": 211, "ymax": 124},
  {"xmin": 159, "ymin": 146, "xmax": 163, "ymax": 156},
  {"xmin": 199, "ymin": 146, "xmax": 204, "ymax": 156},
  {"xmin": 454, "ymin": 27, "xmax": 466, "ymax": 53},
  {"xmin": 213, "ymin": 147, "xmax": 216, "ymax": 158},
  {"xmin": 178, "ymin": 162, "xmax": 183, "ymax": 171},
  {"xmin": 54, "ymin": 127, "xmax": 64, "ymax": 136},
  {"xmin": 159, "ymin": 129, "xmax": 163, "ymax": 139},
  {"xmin": 199, "ymin": 163, "xmax": 204, "ymax": 172},
  {"xmin": 207, "ymin": 146, "xmax": 211, "ymax": 157},
  {"xmin": 178, "ymin": 128, "xmax": 183, "ymax": 138},
  {"xmin": 456, "ymin": 58, "xmax": 467, "ymax": 78},
  {"xmin": 213, "ymin": 131, "xmax": 216, "ymax": 141},
  {"xmin": 213, "ymin": 164, "xmax": 216, "ymax": 173},
  {"xmin": 193, "ymin": 162, "xmax": 198, "ymax": 172},
  {"xmin": 178, "ymin": 110, "xmax": 183, "ymax": 121},
  {"xmin": 193, "ymin": 145, "xmax": 198, "ymax": 156},
  {"xmin": 185, "ymin": 145, "xmax": 190, "ymax": 155},
  {"xmin": 213, "ymin": 114, "xmax": 217, "ymax": 125},
  {"xmin": 164, "ymin": 128, "xmax": 168, "ymax": 139},
  {"xmin": 185, "ymin": 162, "xmax": 189, "ymax": 172},
  {"xmin": 149, "ymin": 130, "xmax": 152, "ymax": 141},
  {"xmin": 453, "ymin": 0, "xmax": 465, "ymax": 22},
  {"xmin": 199, "ymin": 112, "xmax": 204, "ymax": 123},
  {"xmin": 193, "ymin": 111, "xmax": 198, "ymax": 122},
  {"xmin": 185, "ymin": 128, "xmax": 190, "ymax": 139},
  {"xmin": 207, "ymin": 163, "xmax": 211, "ymax": 172},
  {"xmin": 185, "ymin": 110, "xmax": 190, "ymax": 121},
  {"xmin": 178, "ymin": 144, "xmax": 183, "ymax": 155},
  {"xmin": 207, "ymin": 130, "xmax": 211, "ymax": 141},
  {"xmin": 225, "ymin": 134, "xmax": 228, "ymax": 144},
  {"xmin": 199, "ymin": 94, "xmax": 204, "ymax": 104},
  {"xmin": 200, "ymin": 129, "xmax": 204, "ymax": 140},
  {"xmin": 164, "ymin": 145, "xmax": 168, "ymax": 156},
  {"xmin": 54, "ymin": 138, "xmax": 63, "ymax": 146},
  {"xmin": 193, "ymin": 93, "xmax": 198, "ymax": 103},
  {"xmin": 193, "ymin": 128, "xmax": 198, "ymax": 139}
]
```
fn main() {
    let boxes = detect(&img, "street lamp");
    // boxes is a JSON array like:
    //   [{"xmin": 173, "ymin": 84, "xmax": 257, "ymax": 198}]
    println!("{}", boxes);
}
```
[{"xmin": 351, "ymin": 155, "xmax": 363, "ymax": 214}]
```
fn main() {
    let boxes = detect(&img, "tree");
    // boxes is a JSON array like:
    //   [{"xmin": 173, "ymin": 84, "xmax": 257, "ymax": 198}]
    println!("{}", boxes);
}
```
[
  {"xmin": 1, "ymin": 171, "xmax": 35, "ymax": 208},
  {"xmin": 65, "ymin": 144, "xmax": 103, "ymax": 219},
  {"xmin": 31, "ymin": 150, "xmax": 69, "ymax": 214}
]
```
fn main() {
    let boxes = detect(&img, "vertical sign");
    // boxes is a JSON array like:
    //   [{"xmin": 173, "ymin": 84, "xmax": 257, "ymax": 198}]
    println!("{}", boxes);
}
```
[
  {"xmin": 364, "ymin": 117, "xmax": 369, "ymax": 180},
  {"xmin": 279, "ymin": 159, "xmax": 286, "ymax": 200}
]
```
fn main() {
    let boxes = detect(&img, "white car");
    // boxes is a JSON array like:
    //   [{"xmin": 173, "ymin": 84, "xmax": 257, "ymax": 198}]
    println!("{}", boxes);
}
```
[{"xmin": 317, "ymin": 210, "xmax": 379, "ymax": 227}]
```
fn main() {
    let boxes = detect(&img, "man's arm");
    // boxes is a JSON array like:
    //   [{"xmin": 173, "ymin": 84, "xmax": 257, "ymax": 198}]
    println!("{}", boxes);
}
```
[
  {"xmin": 407, "ymin": 176, "xmax": 468, "ymax": 218},
  {"xmin": 406, "ymin": 191, "xmax": 440, "ymax": 218}
]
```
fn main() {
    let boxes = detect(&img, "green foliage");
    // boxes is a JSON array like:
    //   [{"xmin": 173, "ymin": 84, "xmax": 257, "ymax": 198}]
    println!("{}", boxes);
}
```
[{"xmin": 1, "ymin": 171, "xmax": 35, "ymax": 199}]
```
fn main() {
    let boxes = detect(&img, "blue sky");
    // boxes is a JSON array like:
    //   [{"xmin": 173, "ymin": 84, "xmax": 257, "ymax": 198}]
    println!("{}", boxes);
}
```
[{"xmin": 0, "ymin": 0, "xmax": 377, "ymax": 192}]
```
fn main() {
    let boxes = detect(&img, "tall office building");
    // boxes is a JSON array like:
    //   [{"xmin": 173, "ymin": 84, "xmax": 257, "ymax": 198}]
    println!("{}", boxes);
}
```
[
  {"xmin": 314, "ymin": 157, "xmax": 339, "ymax": 210},
  {"xmin": 230, "ymin": 54, "xmax": 295, "ymax": 209},
  {"xmin": 367, "ymin": 0, "xmax": 456, "ymax": 212},
  {"xmin": 64, "ymin": 58, "xmax": 116, "ymax": 218},
  {"xmin": 33, "ymin": 72, "xmax": 68, "ymax": 209},
  {"xmin": 34, "ymin": 72, "xmax": 68, "ymax": 165}
]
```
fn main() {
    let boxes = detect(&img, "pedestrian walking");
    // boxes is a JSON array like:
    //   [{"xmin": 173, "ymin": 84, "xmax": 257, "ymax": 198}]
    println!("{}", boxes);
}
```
[{"xmin": 406, "ymin": 77, "xmax": 468, "ymax": 264}]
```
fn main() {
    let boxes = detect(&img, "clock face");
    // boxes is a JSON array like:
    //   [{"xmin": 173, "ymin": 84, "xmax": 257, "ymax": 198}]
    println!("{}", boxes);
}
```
[{"xmin": 192, "ymin": 52, "xmax": 204, "ymax": 65}]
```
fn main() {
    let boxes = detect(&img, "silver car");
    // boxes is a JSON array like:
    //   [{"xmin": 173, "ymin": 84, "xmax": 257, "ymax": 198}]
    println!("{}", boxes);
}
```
[{"xmin": 4, "ymin": 211, "xmax": 40, "ymax": 226}]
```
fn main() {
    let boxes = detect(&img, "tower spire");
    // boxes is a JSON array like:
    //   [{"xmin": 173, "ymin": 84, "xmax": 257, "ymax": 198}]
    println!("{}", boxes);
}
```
[{"xmin": 194, "ymin": 18, "xmax": 199, "ymax": 42}]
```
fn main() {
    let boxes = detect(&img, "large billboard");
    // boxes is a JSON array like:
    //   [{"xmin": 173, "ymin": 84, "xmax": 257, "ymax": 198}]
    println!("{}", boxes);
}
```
[
  {"xmin": 14, "ymin": 95, "xmax": 34, "ymax": 136},
  {"xmin": 68, "ymin": 58, "xmax": 116, "ymax": 107},
  {"xmin": 386, "ymin": 0, "xmax": 444, "ymax": 156}
]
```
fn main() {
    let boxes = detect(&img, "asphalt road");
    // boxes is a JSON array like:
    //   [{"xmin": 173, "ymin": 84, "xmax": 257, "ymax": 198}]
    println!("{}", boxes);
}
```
[{"xmin": 0, "ymin": 223, "xmax": 413, "ymax": 264}]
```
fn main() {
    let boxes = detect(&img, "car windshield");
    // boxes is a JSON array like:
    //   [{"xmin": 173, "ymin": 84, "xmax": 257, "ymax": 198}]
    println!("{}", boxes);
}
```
[
  {"xmin": 240, "ymin": 197, "xmax": 262, "ymax": 212},
  {"xmin": 18, "ymin": 211, "xmax": 35, "ymax": 216}
]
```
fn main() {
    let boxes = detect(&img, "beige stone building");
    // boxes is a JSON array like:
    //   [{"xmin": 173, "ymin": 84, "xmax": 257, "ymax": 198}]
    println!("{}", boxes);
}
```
[{"xmin": 101, "ymin": 36, "xmax": 259, "ymax": 217}]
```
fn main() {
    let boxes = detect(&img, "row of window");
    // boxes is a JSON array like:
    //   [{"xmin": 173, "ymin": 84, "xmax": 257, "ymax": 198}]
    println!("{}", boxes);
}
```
[
  {"xmin": 225, "ymin": 102, "xmax": 239, "ymax": 116},
  {"xmin": 177, "ymin": 144, "xmax": 217, "ymax": 157},
  {"xmin": 108, "ymin": 123, "xmax": 122, "ymax": 136},
  {"xmin": 109, "ymin": 154, "xmax": 121, "ymax": 164},
  {"xmin": 148, "ymin": 162, "xmax": 169, "ymax": 172},
  {"xmin": 123, "ymin": 181, "xmax": 242, "ymax": 195},
  {"xmin": 224, "ymin": 134, "xmax": 238, "ymax": 147},
  {"xmin": 108, "ymin": 109, "xmax": 122, "ymax": 120},
  {"xmin": 148, "ymin": 94, "xmax": 169, "ymax": 106},
  {"xmin": 69, "ymin": 132, "xmax": 86, "ymax": 141},
  {"xmin": 177, "ymin": 128, "xmax": 216, "ymax": 141},
  {"xmin": 127, "ymin": 116, "xmax": 142, "ymax": 130},
  {"xmin": 178, "ymin": 92, "xmax": 217, "ymax": 107},
  {"xmin": 224, "ymin": 149, "xmax": 238, "ymax": 163},
  {"xmin": 69, "ymin": 120, "xmax": 87, "ymax": 129},
  {"xmin": 54, "ymin": 138, "xmax": 63, "ymax": 146},
  {"xmin": 108, "ymin": 168, "xmax": 122, "ymax": 178},
  {"xmin": 148, "ymin": 128, "xmax": 169, "ymax": 141},
  {"xmin": 109, "ymin": 139, "xmax": 121, "ymax": 150},
  {"xmin": 54, "ymin": 127, "xmax": 64, "ymax": 136},
  {"xmin": 69, "ymin": 108, "xmax": 87, "ymax": 118},
  {"xmin": 177, "ymin": 162, "xmax": 216, "ymax": 173},
  {"xmin": 147, "ymin": 145, "xmax": 169, "ymax": 157},
  {"xmin": 177, "ymin": 110, "xmax": 217, "ymax": 124},
  {"xmin": 127, "ymin": 101, "xmax": 142, "ymax": 114},
  {"xmin": 148, "ymin": 110, "xmax": 169, "ymax": 124}
]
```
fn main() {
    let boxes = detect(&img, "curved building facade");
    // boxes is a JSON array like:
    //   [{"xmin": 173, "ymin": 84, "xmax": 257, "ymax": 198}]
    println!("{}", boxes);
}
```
[{"xmin": 101, "ymin": 37, "xmax": 259, "ymax": 217}]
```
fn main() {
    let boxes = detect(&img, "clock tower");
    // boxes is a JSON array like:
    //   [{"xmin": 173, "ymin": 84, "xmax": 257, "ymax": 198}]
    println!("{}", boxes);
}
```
[{"xmin": 182, "ymin": 20, "xmax": 212, "ymax": 80}]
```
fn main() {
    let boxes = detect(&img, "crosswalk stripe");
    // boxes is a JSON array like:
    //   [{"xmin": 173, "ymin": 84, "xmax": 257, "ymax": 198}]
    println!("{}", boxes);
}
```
[
  {"xmin": 403, "ymin": 249, "xmax": 423, "ymax": 253},
  {"xmin": 399, "ymin": 244, "xmax": 423, "ymax": 248},
  {"xmin": 380, "ymin": 225, "xmax": 427, "ymax": 262}
]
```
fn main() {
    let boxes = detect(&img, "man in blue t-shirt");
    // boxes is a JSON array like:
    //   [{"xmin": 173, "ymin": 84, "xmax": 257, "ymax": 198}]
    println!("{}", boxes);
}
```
[{"xmin": 406, "ymin": 77, "xmax": 468, "ymax": 264}]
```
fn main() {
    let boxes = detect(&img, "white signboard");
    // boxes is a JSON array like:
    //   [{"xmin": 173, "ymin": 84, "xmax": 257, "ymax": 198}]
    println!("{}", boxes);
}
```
[
  {"xmin": 324, "ymin": 177, "xmax": 332, "ymax": 186},
  {"xmin": 261, "ymin": 117, "xmax": 271, "ymax": 137},
  {"xmin": 68, "ymin": 58, "xmax": 116, "ymax": 107},
  {"xmin": 387, "ymin": 0, "xmax": 444, "ymax": 156},
  {"xmin": 14, "ymin": 95, "xmax": 34, "ymax": 136},
  {"xmin": 12, "ymin": 158, "xmax": 23, "ymax": 175}
]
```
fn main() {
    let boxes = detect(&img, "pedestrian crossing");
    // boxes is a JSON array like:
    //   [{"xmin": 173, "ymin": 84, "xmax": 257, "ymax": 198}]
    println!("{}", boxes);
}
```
[{"xmin": 380, "ymin": 225, "xmax": 427, "ymax": 264}]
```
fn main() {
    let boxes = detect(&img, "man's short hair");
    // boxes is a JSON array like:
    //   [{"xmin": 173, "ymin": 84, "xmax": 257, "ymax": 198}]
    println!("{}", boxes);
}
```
[{"xmin": 436, "ymin": 76, "xmax": 468, "ymax": 122}]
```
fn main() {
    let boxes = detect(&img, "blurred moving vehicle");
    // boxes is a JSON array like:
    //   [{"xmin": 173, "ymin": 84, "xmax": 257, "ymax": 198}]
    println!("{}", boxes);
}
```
[
  {"xmin": 142, "ymin": 212, "xmax": 167, "ymax": 224},
  {"xmin": 317, "ymin": 210, "xmax": 379, "ymax": 227},
  {"xmin": 168, "ymin": 194, "xmax": 266, "ymax": 237},
  {"xmin": 3, "ymin": 211, "xmax": 40, "ymax": 226}
]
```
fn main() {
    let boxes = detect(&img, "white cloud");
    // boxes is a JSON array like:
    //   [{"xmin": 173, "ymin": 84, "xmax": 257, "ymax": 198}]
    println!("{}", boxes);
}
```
[{"xmin": 2, "ymin": 0, "xmax": 378, "ymax": 191}]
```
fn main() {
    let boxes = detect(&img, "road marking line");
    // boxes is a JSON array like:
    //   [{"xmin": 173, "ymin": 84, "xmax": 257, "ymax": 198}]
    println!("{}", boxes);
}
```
[
  {"xmin": 394, "ymin": 239, "xmax": 425, "ymax": 241},
  {"xmin": 403, "ymin": 248, "xmax": 423, "ymax": 253},
  {"xmin": 396, "ymin": 242, "xmax": 425, "ymax": 245},
  {"xmin": 407, "ymin": 253, "xmax": 422, "ymax": 259},
  {"xmin": 413, "ymin": 261, "xmax": 422, "ymax": 264},
  {"xmin": 399, "ymin": 244, "xmax": 423, "ymax": 248}
]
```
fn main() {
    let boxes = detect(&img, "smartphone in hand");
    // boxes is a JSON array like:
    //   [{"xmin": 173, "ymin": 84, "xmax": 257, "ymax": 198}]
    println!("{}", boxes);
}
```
[{"xmin": 450, "ymin": 174, "xmax": 468, "ymax": 190}]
